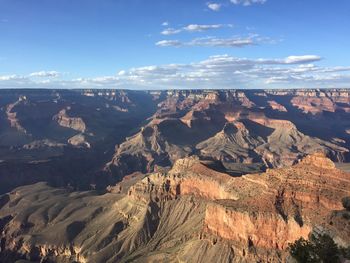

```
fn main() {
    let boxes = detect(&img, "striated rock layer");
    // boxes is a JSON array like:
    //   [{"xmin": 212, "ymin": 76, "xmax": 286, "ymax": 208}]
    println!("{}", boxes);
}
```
[{"xmin": 0, "ymin": 153, "xmax": 349, "ymax": 262}]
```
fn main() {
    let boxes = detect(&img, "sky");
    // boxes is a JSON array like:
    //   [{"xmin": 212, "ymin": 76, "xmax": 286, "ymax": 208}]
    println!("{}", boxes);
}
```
[{"xmin": 0, "ymin": 0, "xmax": 350, "ymax": 89}]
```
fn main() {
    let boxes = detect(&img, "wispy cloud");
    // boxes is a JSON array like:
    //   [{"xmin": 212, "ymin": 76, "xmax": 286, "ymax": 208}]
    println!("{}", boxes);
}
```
[
  {"xmin": 184, "ymin": 24, "xmax": 224, "ymax": 32},
  {"xmin": 156, "ymin": 40, "xmax": 182, "ymax": 47},
  {"xmin": 29, "ymin": 71, "xmax": 60, "ymax": 78},
  {"xmin": 161, "ymin": 23, "xmax": 230, "ymax": 35},
  {"xmin": 257, "ymin": 55, "xmax": 322, "ymax": 65},
  {"xmin": 190, "ymin": 36, "xmax": 255, "ymax": 47},
  {"xmin": 161, "ymin": 21, "xmax": 169, "ymax": 26},
  {"xmin": 156, "ymin": 34, "xmax": 272, "ymax": 48},
  {"xmin": 230, "ymin": 0, "xmax": 267, "ymax": 6},
  {"xmin": 283, "ymin": 55, "xmax": 321, "ymax": 64},
  {"xmin": 207, "ymin": 3, "xmax": 222, "ymax": 11},
  {"xmin": 161, "ymin": 28, "xmax": 182, "ymax": 36},
  {"xmin": 156, "ymin": 37, "xmax": 255, "ymax": 47}
]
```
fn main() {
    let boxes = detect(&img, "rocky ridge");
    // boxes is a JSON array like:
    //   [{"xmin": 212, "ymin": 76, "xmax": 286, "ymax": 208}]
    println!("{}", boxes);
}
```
[{"xmin": 5, "ymin": 96, "xmax": 28, "ymax": 134}]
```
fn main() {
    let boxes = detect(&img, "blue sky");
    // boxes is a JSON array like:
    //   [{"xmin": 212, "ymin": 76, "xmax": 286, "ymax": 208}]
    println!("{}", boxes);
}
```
[{"xmin": 0, "ymin": 0, "xmax": 350, "ymax": 89}]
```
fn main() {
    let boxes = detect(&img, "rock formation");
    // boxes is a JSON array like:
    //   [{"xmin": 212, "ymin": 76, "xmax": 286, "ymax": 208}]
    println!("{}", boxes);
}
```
[
  {"xmin": 0, "ymin": 153, "xmax": 349, "ymax": 262},
  {"xmin": 68, "ymin": 134, "xmax": 91, "ymax": 148},
  {"xmin": 53, "ymin": 108, "xmax": 87, "ymax": 133},
  {"xmin": 5, "ymin": 96, "xmax": 27, "ymax": 134},
  {"xmin": 196, "ymin": 122, "xmax": 262, "ymax": 164},
  {"xmin": 0, "ymin": 88, "xmax": 349, "ymax": 194}
]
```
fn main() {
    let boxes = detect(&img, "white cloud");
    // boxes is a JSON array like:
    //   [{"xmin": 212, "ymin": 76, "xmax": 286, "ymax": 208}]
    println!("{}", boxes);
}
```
[
  {"xmin": 189, "ymin": 36, "xmax": 254, "ymax": 47},
  {"xmin": 113, "ymin": 56, "xmax": 343, "ymax": 88},
  {"xmin": 0, "ymin": 75, "xmax": 26, "ymax": 81},
  {"xmin": 161, "ymin": 23, "xmax": 228, "ymax": 35},
  {"xmin": 161, "ymin": 28, "xmax": 182, "ymax": 35},
  {"xmin": 155, "ymin": 40, "xmax": 182, "ymax": 47},
  {"xmin": 29, "ymin": 71, "xmax": 60, "ymax": 78},
  {"xmin": 156, "ymin": 35, "xmax": 267, "ymax": 48},
  {"xmin": 107, "ymin": 55, "xmax": 350, "ymax": 89},
  {"xmin": 184, "ymin": 24, "xmax": 223, "ymax": 32},
  {"xmin": 1, "ymin": 55, "xmax": 349, "ymax": 89},
  {"xmin": 162, "ymin": 21, "xmax": 169, "ymax": 26},
  {"xmin": 255, "ymin": 55, "xmax": 321, "ymax": 65},
  {"xmin": 230, "ymin": 0, "xmax": 267, "ymax": 6},
  {"xmin": 283, "ymin": 55, "xmax": 321, "ymax": 64},
  {"xmin": 118, "ymin": 70, "xmax": 126, "ymax": 76},
  {"xmin": 207, "ymin": 3, "xmax": 222, "ymax": 11}
]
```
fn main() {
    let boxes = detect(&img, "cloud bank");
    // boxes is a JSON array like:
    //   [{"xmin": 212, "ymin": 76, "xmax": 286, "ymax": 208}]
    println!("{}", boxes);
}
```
[{"xmin": 1, "ymin": 55, "xmax": 349, "ymax": 89}]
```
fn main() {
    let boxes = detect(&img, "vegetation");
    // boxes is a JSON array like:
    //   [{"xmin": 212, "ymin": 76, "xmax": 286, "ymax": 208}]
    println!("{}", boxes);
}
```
[
  {"xmin": 342, "ymin": 196, "xmax": 350, "ymax": 211},
  {"xmin": 289, "ymin": 238, "xmax": 318, "ymax": 263},
  {"xmin": 289, "ymin": 234, "xmax": 350, "ymax": 263}
]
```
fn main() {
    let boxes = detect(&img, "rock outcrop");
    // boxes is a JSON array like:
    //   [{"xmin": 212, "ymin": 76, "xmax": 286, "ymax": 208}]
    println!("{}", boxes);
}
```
[
  {"xmin": 268, "ymin": 100, "xmax": 287, "ymax": 112},
  {"xmin": 5, "ymin": 96, "xmax": 27, "ymax": 134},
  {"xmin": 68, "ymin": 134, "xmax": 91, "ymax": 148},
  {"xmin": 298, "ymin": 152, "xmax": 336, "ymax": 169},
  {"xmin": 53, "ymin": 108, "xmax": 86, "ymax": 133}
]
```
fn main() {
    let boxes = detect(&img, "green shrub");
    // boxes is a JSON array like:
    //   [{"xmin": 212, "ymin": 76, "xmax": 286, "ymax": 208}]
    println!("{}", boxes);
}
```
[
  {"xmin": 340, "ymin": 247, "xmax": 350, "ymax": 259},
  {"xmin": 311, "ymin": 234, "xmax": 339, "ymax": 263},
  {"xmin": 289, "ymin": 237, "xmax": 318, "ymax": 263},
  {"xmin": 342, "ymin": 196, "xmax": 350, "ymax": 211},
  {"xmin": 289, "ymin": 234, "xmax": 346, "ymax": 263}
]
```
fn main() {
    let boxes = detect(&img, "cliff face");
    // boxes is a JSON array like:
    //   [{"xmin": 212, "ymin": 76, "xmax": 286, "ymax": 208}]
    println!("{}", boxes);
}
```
[
  {"xmin": 289, "ymin": 90, "xmax": 350, "ymax": 114},
  {"xmin": 204, "ymin": 204, "xmax": 311, "ymax": 250},
  {"xmin": 0, "ymin": 153, "xmax": 349, "ymax": 263}
]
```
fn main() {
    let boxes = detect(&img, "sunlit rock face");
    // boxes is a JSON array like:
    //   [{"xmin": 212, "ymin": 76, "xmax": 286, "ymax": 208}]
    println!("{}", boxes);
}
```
[{"xmin": 0, "ymin": 153, "xmax": 349, "ymax": 262}]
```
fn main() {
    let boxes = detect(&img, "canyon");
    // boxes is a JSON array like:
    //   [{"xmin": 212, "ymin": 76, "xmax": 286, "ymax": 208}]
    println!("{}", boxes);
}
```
[
  {"xmin": 0, "ymin": 89, "xmax": 350, "ymax": 262},
  {"xmin": 2, "ymin": 88, "xmax": 349, "ymax": 192}
]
